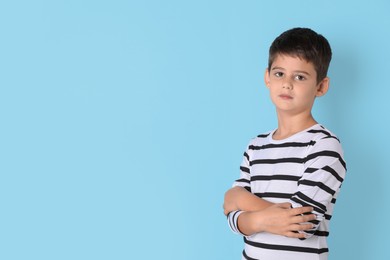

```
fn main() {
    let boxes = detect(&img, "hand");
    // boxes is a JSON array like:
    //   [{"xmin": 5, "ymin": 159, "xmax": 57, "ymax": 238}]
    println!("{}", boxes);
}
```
[{"xmin": 244, "ymin": 202, "xmax": 316, "ymax": 238}]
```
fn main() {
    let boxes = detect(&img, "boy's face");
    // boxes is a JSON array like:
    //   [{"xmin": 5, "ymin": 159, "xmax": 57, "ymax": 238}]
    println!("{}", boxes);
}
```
[{"xmin": 264, "ymin": 54, "xmax": 329, "ymax": 116}]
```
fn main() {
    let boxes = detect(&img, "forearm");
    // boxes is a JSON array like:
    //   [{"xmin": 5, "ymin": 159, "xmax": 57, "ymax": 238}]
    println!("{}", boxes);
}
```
[
  {"xmin": 236, "ymin": 211, "xmax": 265, "ymax": 236},
  {"xmin": 231, "ymin": 203, "xmax": 316, "ymax": 238},
  {"xmin": 224, "ymin": 186, "xmax": 272, "ymax": 215}
]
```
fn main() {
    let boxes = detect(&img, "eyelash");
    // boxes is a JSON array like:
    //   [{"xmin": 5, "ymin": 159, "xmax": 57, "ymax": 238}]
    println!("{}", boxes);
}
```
[
  {"xmin": 295, "ymin": 75, "xmax": 306, "ymax": 81},
  {"xmin": 273, "ymin": 72, "xmax": 306, "ymax": 81}
]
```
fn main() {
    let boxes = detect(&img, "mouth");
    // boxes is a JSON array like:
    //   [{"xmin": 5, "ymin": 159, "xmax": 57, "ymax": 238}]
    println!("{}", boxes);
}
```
[{"xmin": 279, "ymin": 94, "xmax": 293, "ymax": 100}]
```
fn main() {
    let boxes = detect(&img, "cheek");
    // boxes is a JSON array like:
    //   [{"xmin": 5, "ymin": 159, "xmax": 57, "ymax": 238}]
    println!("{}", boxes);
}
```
[
  {"xmin": 269, "ymin": 87, "xmax": 278, "ymax": 97},
  {"xmin": 303, "ymin": 91, "xmax": 318, "ymax": 103},
  {"xmin": 301, "ymin": 87, "xmax": 318, "ymax": 97},
  {"xmin": 268, "ymin": 89, "xmax": 278, "ymax": 103}
]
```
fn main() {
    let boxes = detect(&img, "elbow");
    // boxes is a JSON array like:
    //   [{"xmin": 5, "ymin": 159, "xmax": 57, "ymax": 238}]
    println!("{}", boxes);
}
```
[
  {"xmin": 223, "ymin": 204, "xmax": 229, "ymax": 216},
  {"xmin": 223, "ymin": 186, "xmax": 242, "ymax": 216},
  {"xmin": 223, "ymin": 190, "xmax": 230, "ymax": 216},
  {"xmin": 223, "ymin": 190, "xmax": 234, "ymax": 216},
  {"xmin": 224, "ymin": 186, "xmax": 252, "ymax": 216}
]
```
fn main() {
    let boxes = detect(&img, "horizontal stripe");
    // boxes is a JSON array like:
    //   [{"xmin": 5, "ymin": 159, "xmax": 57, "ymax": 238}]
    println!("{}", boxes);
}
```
[
  {"xmin": 309, "ymin": 219, "xmax": 320, "ymax": 225},
  {"xmin": 290, "ymin": 197, "xmax": 325, "ymax": 215},
  {"xmin": 291, "ymin": 197, "xmax": 323, "ymax": 214},
  {"xmin": 254, "ymin": 192, "xmax": 294, "ymax": 199},
  {"xmin": 322, "ymin": 135, "xmax": 341, "ymax": 142},
  {"xmin": 323, "ymin": 165, "xmax": 344, "ymax": 183},
  {"xmin": 240, "ymin": 166, "xmax": 250, "ymax": 173},
  {"xmin": 305, "ymin": 167, "xmax": 318, "ymax": 173},
  {"xmin": 296, "ymin": 192, "xmax": 327, "ymax": 213},
  {"xmin": 251, "ymin": 174, "xmax": 300, "ymax": 182},
  {"xmin": 306, "ymin": 150, "xmax": 346, "ymax": 170},
  {"xmin": 307, "ymin": 129, "xmax": 330, "ymax": 136},
  {"xmin": 257, "ymin": 133, "xmax": 270, "ymax": 138},
  {"xmin": 307, "ymin": 129, "xmax": 340, "ymax": 142},
  {"xmin": 249, "ymin": 141, "xmax": 316, "ymax": 150},
  {"xmin": 306, "ymin": 166, "xmax": 344, "ymax": 187},
  {"xmin": 298, "ymin": 180, "xmax": 336, "ymax": 196},
  {"xmin": 305, "ymin": 229, "xmax": 329, "ymax": 237},
  {"xmin": 250, "ymin": 150, "xmax": 346, "ymax": 170},
  {"xmin": 314, "ymin": 230, "xmax": 329, "ymax": 237},
  {"xmin": 250, "ymin": 157, "xmax": 304, "ymax": 166},
  {"xmin": 244, "ymin": 186, "xmax": 251, "ymax": 192},
  {"xmin": 244, "ymin": 237, "xmax": 329, "ymax": 254},
  {"xmin": 235, "ymin": 178, "xmax": 250, "ymax": 184}
]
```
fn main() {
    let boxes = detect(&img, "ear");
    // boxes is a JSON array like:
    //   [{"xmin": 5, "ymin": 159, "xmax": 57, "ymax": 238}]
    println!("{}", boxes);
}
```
[
  {"xmin": 316, "ymin": 77, "xmax": 330, "ymax": 97},
  {"xmin": 264, "ymin": 68, "xmax": 270, "ymax": 88}
]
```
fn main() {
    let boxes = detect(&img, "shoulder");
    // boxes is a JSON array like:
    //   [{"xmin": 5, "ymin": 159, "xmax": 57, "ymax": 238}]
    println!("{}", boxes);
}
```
[
  {"xmin": 306, "ymin": 124, "xmax": 341, "ymax": 143},
  {"xmin": 306, "ymin": 124, "xmax": 346, "ymax": 169},
  {"xmin": 308, "ymin": 125, "xmax": 343, "ymax": 152},
  {"xmin": 247, "ymin": 130, "xmax": 273, "ymax": 146},
  {"xmin": 241, "ymin": 130, "xmax": 273, "ymax": 158}
]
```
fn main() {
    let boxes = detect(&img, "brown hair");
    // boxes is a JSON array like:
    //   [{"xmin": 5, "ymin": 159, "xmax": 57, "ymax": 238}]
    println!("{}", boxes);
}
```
[{"xmin": 268, "ymin": 28, "xmax": 332, "ymax": 83}]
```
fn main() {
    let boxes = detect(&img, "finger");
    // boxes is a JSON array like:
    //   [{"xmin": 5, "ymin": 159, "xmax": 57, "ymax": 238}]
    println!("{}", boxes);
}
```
[
  {"xmin": 289, "ymin": 206, "xmax": 313, "ymax": 216},
  {"xmin": 284, "ymin": 231, "xmax": 307, "ymax": 239},
  {"xmin": 291, "ymin": 214, "xmax": 316, "ymax": 224},
  {"xmin": 290, "ymin": 223, "xmax": 314, "ymax": 231}
]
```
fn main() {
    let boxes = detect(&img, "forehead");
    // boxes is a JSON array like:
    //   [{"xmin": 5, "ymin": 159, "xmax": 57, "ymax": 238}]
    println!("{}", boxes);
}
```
[{"xmin": 271, "ymin": 54, "xmax": 316, "ymax": 73}]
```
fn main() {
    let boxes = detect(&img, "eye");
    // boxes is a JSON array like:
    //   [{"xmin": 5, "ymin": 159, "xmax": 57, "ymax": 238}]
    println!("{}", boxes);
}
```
[
  {"xmin": 274, "ymin": 72, "xmax": 284, "ymax": 78},
  {"xmin": 295, "ymin": 74, "xmax": 306, "ymax": 81}
]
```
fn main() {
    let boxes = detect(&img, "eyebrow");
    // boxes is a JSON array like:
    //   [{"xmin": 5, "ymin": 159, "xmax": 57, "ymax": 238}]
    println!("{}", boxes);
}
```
[{"xmin": 271, "ymin": 67, "xmax": 311, "ymax": 76}]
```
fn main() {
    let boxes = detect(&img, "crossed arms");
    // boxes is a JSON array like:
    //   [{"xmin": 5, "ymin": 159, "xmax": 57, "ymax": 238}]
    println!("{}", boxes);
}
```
[
  {"xmin": 224, "ymin": 135, "xmax": 346, "ymax": 239},
  {"xmin": 223, "ymin": 186, "xmax": 316, "ymax": 238}
]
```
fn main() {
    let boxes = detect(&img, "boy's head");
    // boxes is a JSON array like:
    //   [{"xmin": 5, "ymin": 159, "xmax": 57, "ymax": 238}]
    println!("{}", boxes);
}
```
[{"xmin": 268, "ymin": 28, "xmax": 332, "ymax": 83}]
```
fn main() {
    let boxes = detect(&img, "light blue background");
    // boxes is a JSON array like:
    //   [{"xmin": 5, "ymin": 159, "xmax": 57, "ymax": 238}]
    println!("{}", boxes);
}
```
[{"xmin": 1, "ymin": 0, "xmax": 389, "ymax": 259}]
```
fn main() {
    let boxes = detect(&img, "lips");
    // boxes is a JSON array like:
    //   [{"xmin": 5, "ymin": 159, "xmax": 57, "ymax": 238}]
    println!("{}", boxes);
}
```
[{"xmin": 279, "ymin": 94, "xmax": 293, "ymax": 100}]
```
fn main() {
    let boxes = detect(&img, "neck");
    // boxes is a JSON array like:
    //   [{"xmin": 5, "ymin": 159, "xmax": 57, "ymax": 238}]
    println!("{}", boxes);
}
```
[{"xmin": 273, "ymin": 112, "xmax": 317, "ymax": 140}]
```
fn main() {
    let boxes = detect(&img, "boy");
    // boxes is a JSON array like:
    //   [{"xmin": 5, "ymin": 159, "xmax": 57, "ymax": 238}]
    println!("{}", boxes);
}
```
[{"xmin": 223, "ymin": 28, "xmax": 346, "ymax": 260}]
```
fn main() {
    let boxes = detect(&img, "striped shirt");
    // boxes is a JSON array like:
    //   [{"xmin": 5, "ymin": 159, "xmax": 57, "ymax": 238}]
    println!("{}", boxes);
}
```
[{"xmin": 227, "ymin": 124, "xmax": 346, "ymax": 260}]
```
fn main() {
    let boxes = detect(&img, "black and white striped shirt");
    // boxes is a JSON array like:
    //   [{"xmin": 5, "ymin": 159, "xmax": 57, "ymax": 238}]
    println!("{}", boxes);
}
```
[{"xmin": 228, "ymin": 124, "xmax": 346, "ymax": 260}]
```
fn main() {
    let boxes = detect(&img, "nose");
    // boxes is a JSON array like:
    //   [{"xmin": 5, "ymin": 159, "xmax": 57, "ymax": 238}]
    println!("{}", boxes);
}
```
[{"xmin": 282, "ymin": 78, "xmax": 293, "ymax": 90}]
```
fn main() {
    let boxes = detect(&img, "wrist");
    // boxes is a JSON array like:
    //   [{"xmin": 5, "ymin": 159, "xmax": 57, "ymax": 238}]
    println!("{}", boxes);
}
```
[
  {"xmin": 238, "ymin": 211, "xmax": 265, "ymax": 236},
  {"xmin": 249, "ymin": 210, "xmax": 266, "ymax": 233}
]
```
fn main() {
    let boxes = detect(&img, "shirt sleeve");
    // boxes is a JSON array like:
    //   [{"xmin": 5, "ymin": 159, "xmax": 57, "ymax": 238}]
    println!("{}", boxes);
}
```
[
  {"xmin": 232, "ymin": 147, "xmax": 252, "ymax": 192},
  {"xmin": 227, "ymin": 144, "xmax": 252, "ymax": 236},
  {"xmin": 289, "ymin": 136, "xmax": 347, "ymax": 239},
  {"xmin": 227, "ymin": 210, "xmax": 246, "ymax": 236}
]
